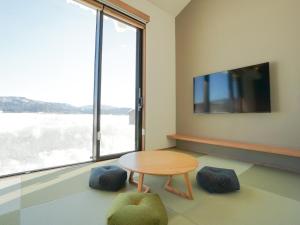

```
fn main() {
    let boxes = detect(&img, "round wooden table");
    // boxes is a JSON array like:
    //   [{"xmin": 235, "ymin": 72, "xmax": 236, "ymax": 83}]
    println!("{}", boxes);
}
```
[{"xmin": 119, "ymin": 151, "xmax": 198, "ymax": 200}]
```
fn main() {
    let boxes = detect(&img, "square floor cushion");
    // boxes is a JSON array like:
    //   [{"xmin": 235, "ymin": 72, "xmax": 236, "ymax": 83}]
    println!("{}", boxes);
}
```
[
  {"xmin": 107, "ymin": 192, "xmax": 168, "ymax": 225},
  {"xmin": 196, "ymin": 166, "xmax": 240, "ymax": 193},
  {"xmin": 89, "ymin": 165, "xmax": 127, "ymax": 191}
]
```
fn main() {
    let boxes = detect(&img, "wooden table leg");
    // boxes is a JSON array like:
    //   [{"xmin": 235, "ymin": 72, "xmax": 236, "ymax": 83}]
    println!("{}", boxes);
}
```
[
  {"xmin": 129, "ymin": 170, "xmax": 134, "ymax": 183},
  {"xmin": 164, "ymin": 173, "xmax": 194, "ymax": 200},
  {"xmin": 183, "ymin": 173, "xmax": 193, "ymax": 200},
  {"xmin": 137, "ymin": 173, "xmax": 144, "ymax": 192},
  {"xmin": 128, "ymin": 170, "xmax": 150, "ymax": 193}
]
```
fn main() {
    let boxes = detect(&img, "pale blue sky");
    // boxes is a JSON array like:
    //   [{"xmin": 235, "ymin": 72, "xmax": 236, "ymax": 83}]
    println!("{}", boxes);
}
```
[{"xmin": 0, "ymin": 0, "xmax": 137, "ymax": 107}]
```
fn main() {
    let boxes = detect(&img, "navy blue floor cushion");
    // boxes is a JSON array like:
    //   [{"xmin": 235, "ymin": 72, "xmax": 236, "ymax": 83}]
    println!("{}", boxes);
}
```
[
  {"xmin": 89, "ymin": 165, "xmax": 127, "ymax": 191},
  {"xmin": 196, "ymin": 166, "xmax": 240, "ymax": 193}
]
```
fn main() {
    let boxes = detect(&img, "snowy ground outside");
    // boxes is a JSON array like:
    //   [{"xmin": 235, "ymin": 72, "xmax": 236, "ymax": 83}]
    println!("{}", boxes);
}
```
[{"xmin": 0, "ymin": 113, "xmax": 135, "ymax": 176}]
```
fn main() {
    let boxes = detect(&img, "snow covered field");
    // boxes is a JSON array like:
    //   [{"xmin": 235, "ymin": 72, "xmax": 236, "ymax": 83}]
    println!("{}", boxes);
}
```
[{"xmin": 0, "ymin": 113, "xmax": 134, "ymax": 176}]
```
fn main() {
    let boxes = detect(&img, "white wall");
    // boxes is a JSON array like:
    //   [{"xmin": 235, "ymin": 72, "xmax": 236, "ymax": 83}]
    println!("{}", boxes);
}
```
[{"xmin": 123, "ymin": 0, "xmax": 176, "ymax": 150}]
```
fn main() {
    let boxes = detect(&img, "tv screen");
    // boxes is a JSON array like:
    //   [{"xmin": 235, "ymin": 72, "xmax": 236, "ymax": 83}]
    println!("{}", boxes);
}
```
[{"xmin": 193, "ymin": 63, "xmax": 271, "ymax": 113}]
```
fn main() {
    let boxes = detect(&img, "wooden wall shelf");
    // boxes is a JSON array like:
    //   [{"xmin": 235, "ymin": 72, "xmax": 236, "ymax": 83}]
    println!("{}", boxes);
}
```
[{"xmin": 167, "ymin": 134, "xmax": 300, "ymax": 158}]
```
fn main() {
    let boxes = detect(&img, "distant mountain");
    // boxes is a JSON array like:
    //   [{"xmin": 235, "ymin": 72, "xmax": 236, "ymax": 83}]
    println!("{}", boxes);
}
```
[{"xmin": 0, "ymin": 97, "xmax": 131, "ymax": 115}]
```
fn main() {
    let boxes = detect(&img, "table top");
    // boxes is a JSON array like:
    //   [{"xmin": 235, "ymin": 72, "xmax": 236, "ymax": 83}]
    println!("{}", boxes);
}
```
[{"xmin": 118, "ymin": 150, "xmax": 198, "ymax": 175}]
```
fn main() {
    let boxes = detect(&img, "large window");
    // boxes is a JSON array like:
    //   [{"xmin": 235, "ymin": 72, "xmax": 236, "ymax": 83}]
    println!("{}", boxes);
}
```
[{"xmin": 0, "ymin": 0, "xmax": 143, "ymax": 176}]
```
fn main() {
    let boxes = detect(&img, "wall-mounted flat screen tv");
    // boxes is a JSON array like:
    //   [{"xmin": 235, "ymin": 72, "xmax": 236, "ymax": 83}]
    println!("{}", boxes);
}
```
[{"xmin": 193, "ymin": 62, "xmax": 271, "ymax": 113}]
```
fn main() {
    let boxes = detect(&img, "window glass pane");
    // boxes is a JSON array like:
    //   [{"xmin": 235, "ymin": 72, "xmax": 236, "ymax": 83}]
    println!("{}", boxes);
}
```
[
  {"xmin": 0, "ymin": 0, "xmax": 96, "ymax": 176},
  {"xmin": 100, "ymin": 15, "xmax": 137, "ymax": 156}
]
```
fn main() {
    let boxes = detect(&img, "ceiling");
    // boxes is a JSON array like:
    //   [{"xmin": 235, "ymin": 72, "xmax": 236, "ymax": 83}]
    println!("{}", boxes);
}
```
[{"xmin": 146, "ymin": 0, "xmax": 191, "ymax": 17}]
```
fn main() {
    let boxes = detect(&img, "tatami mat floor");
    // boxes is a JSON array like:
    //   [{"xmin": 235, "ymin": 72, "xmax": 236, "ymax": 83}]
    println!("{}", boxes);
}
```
[{"xmin": 1, "ymin": 148, "xmax": 300, "ymax": 225}]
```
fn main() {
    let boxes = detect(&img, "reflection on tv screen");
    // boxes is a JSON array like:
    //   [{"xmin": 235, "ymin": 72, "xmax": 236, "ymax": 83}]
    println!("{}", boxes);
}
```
[{"xmin": 193, "ymin": 63, "xmax": 271, "ymax": 113}]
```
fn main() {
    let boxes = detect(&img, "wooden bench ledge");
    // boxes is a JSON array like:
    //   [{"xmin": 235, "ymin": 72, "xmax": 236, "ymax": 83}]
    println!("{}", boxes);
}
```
[{"xmin": 167, "ymin": 134, "xmax": 300, "ymax": 158}]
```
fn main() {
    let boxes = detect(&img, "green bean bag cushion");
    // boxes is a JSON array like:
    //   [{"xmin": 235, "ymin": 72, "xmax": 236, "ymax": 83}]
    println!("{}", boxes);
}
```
[{"xmin": 107, "ymin": 192, "xmax": 168, "ymax": 225}]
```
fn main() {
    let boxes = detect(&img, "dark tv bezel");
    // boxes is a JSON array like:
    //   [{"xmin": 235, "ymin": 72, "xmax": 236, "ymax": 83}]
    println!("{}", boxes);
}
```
[{"xmin": 193, "ymin": 62, "xmax": 271, "ymax": 114}]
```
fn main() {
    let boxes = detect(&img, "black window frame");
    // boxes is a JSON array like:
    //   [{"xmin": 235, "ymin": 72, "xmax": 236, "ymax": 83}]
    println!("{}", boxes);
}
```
[{"xmin": 94, "ymin": 11, "xmax": 144, "ymax": 161}]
